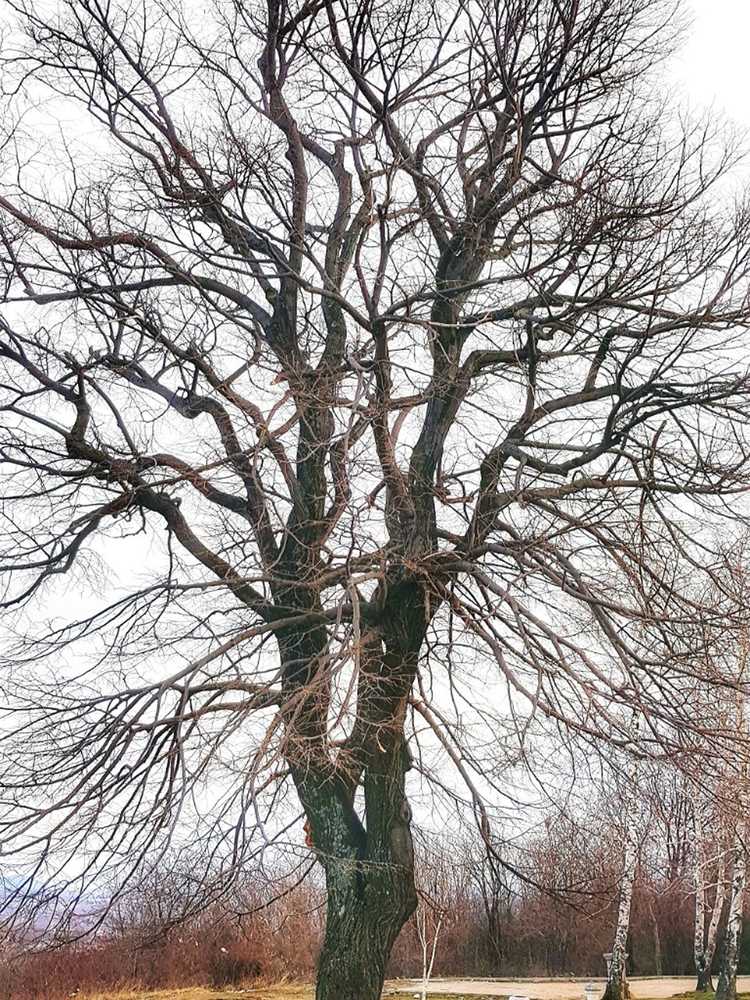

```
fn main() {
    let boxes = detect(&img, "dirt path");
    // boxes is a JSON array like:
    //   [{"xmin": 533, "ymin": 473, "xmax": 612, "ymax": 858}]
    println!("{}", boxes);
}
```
[{"xmin": 392, "ymin": 976, "xmax": 750, "ymax": 997}]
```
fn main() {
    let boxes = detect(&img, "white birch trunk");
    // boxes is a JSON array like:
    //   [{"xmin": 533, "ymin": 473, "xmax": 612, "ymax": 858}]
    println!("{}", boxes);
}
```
[
  {"xmin": 694, "ymin": 809, "xmax": 708, "ymax": 985},
  {"xmin": 715, "ymin": 825, "xmax": 746, "ymax": 1000},
  {"xmin": 694, "ymin": 808, "xmax": 727, "ymax": 991},
  {"xmin": 706, "ymin": 849, "xmax": 728, "ymax": 974},
  {"xmin": 605, "ymin": 811, "xmax": 638, "ymax": 1000},
  {"xmin": 416, "ymin": 902, "xmax": 443, "ymax": 1000},
  {"xmin": 714, "ymin": 669, "xmax": 749, "ymax": 1000}
]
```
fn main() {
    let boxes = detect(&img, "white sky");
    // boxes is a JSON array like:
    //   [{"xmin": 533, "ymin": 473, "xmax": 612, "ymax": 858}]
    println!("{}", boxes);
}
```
[
  {"xmin": 3, "ymin": 0, "xmax": 747, "ymax": 678},
  {"xmin": 4, "ymin": 0, "xmax": 749, "ymax": 715},
  {"xmin": 2, "ymin": 0, "xmax": 750, "ymax": 898},
  {"xmin": 674, "ymin": 0, "xmax": 750, "ymax": 127}
]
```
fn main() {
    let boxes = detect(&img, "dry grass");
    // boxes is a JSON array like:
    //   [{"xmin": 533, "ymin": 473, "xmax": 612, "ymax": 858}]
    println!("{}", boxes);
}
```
[
  {"xmin": 78, "ymin": 988, "xmax": 493, "ymax": 1000},
  {"xmin": 79, "ymin": 992, "xmax": 496, "ymax": 1000},
  {"xmin": 81, "ymin": 986, "xmax": 313, "ymax": 1000}
]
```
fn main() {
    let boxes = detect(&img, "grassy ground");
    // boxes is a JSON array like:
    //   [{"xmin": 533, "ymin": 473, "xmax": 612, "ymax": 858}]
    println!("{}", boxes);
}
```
[
  {"xmin": 77, "ymin": 991, "xmax": 594, "ymax": 1000},
  {"xmin": 80, "ymin": 987, "xmax": 313, "ymax": 1000},
  {"xmin": 669, "ymin": 995, "xmax": 750, "ymax": 1000},
  {"xmin": 79, "ymin": 988, "xmax": 503, "ymax": 1000},
  {"xmin": 79, "ymin": 993, "xmax": 546, "ymax": 1000}
]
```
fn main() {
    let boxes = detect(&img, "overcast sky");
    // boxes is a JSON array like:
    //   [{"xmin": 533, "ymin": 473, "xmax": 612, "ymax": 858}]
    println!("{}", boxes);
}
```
[
  {"xmin": 675, "ymin": 0, "xmax": 750, "ymax": 127},
  {"xmin": 0, "ymin": 0, "xmax": 748, "ymax": 906}
]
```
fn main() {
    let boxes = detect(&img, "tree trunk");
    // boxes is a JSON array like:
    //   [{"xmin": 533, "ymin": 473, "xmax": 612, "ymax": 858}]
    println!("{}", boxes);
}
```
[
  {"xmin": 312, "ymin": 739, "xmax": 418, "ymax": 1000},
  {"xmin": 694, "ymin": 809, "xmax": 711, "ymax": 992},
  {"xmin": 649, "ymin": 896, "xmax": 663, "ymax": 976},
  {"xmin": 291, "ymin": 724, "xmax": 417, "ymax": 1000},
  {"xmin": 281, "ymin": 581, "xmax": 425, "ymax": 1000},
  {"xmin": 603, "ymin": 811, "xmax": 637, "ymax": 1000},
  {"xmin": 316, "ymin": 863, "xmax": 416, "ymax": 1000},
  {"xmin": 704, "ymin": 848, "xmax": 729, "ymax": 991},
  {"xmin": 694, "ymin": 813, "xmax": 727, "ymax": 992},
  {"xmin": 696, "ymin": 963, "xmax": 714, "ymax": 993},
  {"xmin": 715, "ymin": 829, "xmax": 746, "ymax": 1000}
]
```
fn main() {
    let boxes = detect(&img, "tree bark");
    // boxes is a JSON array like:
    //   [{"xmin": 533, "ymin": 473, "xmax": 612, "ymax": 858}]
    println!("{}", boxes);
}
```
[
  {"xmin": 284, "ymin": 597, "xmax": 424, "ymax": 1000},
  {"xmin": 648, "ymin": 896, "xmax": 663, "ymax": 977},
  {"xmin": 703, "ymin": 848, "xmax": 728, "ymax": 990},
  {"xmin": 603, "ymin": 811, "xmax": 637, "ymax": 1000},
  {"xmin": 316, "ymin": 862, "xmax": 416, "ymax": 1000},
  {"xmin": 715, "ymin": 829, "xmax": 746, "ymax": 1000},
  {"xmin": 696, "ymin": 963, "xmax": 714, "ymax": 993},
  {"xmin": 311, "ymin": 732, "xmax": 418, "ymax": 1000},
  {"xmin": 694, "ymin": 832, "xmax": 726, "ymax": 992},
  {"xmin": 694, "ymin": 809, "xmax": 716, "ymax": 992}
]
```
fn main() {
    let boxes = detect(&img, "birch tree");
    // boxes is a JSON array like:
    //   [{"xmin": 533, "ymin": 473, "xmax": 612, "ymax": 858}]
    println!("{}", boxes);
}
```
[
  {"xmin": 2, "ymin": 1, "xmax": 750, "ymax": 997},
  {"xmin": 415, "ymin": 895, "xmax": 445, "ymax": 1000},
  {"xmin": 603, "ymin": 761, "xmax": 642, "ymax": 1000},
  {"xmin": 715, "ymin": 640, "xmax": 750, "ymax": 1000},
  {"xmin": 693, "ymin": 804, "xmax": 728, "ymax": 991},
  {"xmin": 715, "ymin": 824, "xmax": 747, "ymax": 1000},
  {"xmin": 604, "ymin": 826, "xmax": 637, "ymax": 1000}
]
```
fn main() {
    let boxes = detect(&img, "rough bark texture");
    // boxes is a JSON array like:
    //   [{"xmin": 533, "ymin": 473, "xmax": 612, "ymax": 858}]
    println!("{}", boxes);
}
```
[
  {"xmin": 316, "ymin": 861, "xmax": 416, "ymax": 1000},
  {"xmin": 309, "ymin": 721, "xmax": 418, "ymax": 1000},
  {"xmin": 603, "ymin": 813, "xmax": 637, "ymax": 1000},
  {"xmin": 706, "ymin": 850, "xmax": 729, "ymax": 983},
  {"xmin": 696, "ymin": 965, "xmax": 714, "ymax": 993},
  {"xmin": 694, "ymin": 835, "xmax": 726, "ymax": 993},
  {"xmin": 693, "ymin": 810, "xmax": 725, "ymax": 992},
  {"xmin": 603, "ymin": 951, "xmax": 632, "ymax": 1000},
  {"xmin": 715, "ymin": 830, "xmax": 746, "ymax": 1000},
  {"xmin": 285, "ymin": 588, "xmax": 425, "ymax": 1000}
]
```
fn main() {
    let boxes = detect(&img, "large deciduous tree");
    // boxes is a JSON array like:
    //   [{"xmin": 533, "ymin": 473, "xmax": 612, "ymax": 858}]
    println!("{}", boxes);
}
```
[{"xmin": 2, "ymin": 1, "xmax": 750, "ymax": 996}]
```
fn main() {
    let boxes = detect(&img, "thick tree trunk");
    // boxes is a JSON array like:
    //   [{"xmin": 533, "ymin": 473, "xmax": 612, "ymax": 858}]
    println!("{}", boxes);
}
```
[
  {"xmin": 715, "ymin": 830, "xmax": 746, "ymax": 1000},
  {"xmin": 281, "ymin": 580, "xmax": 425, "ymax": 1000},
  {"xmin": 296, "ymin": 746, "xmax": 417, "ymax": 1000},
  {"xmin": 312, "ymin": 750, "xmax": 418, "ymax": 1000},
  {"xmin": 316, "ymin": 863, "xmax": 416, "ymax": 1000}
]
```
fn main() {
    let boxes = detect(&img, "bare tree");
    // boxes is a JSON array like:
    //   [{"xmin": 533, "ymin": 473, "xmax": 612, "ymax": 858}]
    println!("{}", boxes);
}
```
[
  {"xmin": 464, "ymin": 837, "xmax": 514, "ymax": 971},
  {"xmin": 416, "ymin": 898, "xmax": 444, "ymax": 1000},
  {"xmin": 2, "ymin": 0, "xmax": 750, "ymax": 996},
  {"xmin": 414, "ymin": 852, "xmax": 451, "ymax": 1000},
  {"xmin": 693, "ymin": 797, "xmax": 729, "ymax": 991},
  {"xmin": 714, "ymin": 646, "xmax": 750, "ymax": 1000},
  {"xmin": 603, "ymin": 761, "xmax": 641, "ymax": 1000},
  {"xmin": 647, "ymin": 893, "xmax": 663, "ymax": 977},
  {"xmin": 714, "ymin": 822, "xmax": 746, "ymax": 1000},
  {"xmin": 639, "ymin": 768, "xmax": 692, "ymax": 979}
]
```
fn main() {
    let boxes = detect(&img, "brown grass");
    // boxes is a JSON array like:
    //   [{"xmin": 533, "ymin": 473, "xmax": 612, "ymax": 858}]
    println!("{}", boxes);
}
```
[
  {"xmin": 80, "ymin": 986, "xmax": 313, "ymax": 1000},
  {"xmin": 79, "ymin": 992, "xmax": 497, "ymax": 1000}
]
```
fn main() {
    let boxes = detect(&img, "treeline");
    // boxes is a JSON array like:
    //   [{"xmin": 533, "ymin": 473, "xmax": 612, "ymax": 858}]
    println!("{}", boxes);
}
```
[
  {"xmin": 0, "ymin": 878, "xmax": 323, "ymax": 1000},
  {"xmin": 2, "ymin": 804, "xmax": 746, "ymax": 1000}
]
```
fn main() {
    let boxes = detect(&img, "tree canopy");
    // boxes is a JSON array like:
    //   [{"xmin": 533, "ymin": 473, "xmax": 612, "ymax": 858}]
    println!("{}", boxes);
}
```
[{"xmin": 2, "ymin": 1, "xmax": 750, "ymax": 996}]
